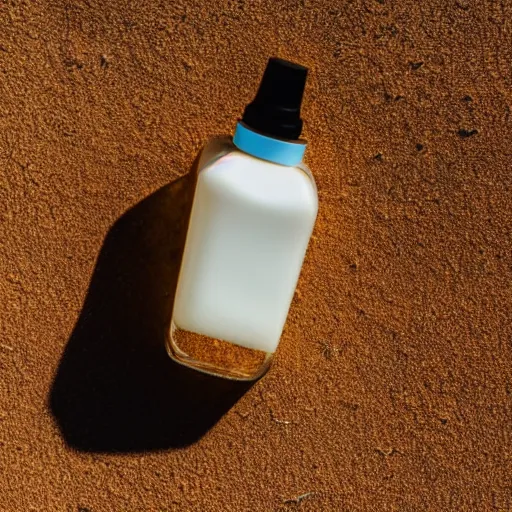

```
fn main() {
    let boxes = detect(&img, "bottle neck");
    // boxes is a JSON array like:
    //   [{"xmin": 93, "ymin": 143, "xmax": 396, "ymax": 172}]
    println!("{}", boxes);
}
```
[{"xmin": 233, "ymin": 122, "xmax": 306, "ymax": 166}]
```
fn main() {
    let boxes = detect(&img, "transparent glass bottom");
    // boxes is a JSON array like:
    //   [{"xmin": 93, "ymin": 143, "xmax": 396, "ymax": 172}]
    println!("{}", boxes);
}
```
[{"xmin": 166, "ymin": 321, "xmax": 273, "ymax": 381}]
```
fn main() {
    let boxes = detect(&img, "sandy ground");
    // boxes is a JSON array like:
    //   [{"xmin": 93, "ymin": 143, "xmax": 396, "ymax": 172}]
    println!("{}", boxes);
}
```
[{"xmin": 1, "ymin": 0, "xmax": 511, "ymax": 510}]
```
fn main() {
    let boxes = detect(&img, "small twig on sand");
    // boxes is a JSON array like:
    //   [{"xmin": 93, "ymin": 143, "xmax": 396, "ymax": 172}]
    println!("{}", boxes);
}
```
[
  {"xmin": 284, "ymin": 492, "xmax": 316, "ymax": 505},
  {"xmin": 272, "ymin": 417, "xmax": 292, "ymax": 425},
  {"xmin": 270, "ymin": 410, "xmax": 293, "ymax": 425},
  {"xmin": 0, "ymin": 344, "xmax": 13, "ymax": 351}
]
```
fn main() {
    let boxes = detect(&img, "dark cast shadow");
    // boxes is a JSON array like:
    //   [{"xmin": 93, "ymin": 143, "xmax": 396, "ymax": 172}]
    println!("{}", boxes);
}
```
[{"xmin": 49, "ymin": 167, "xmax": 253, "ymax": 453}]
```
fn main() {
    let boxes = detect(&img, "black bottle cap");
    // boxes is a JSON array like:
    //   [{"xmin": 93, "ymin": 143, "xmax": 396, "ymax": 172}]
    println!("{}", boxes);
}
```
[{"xmin": 241, "ymin": 57, "xmax": 308, "ymax": 141}]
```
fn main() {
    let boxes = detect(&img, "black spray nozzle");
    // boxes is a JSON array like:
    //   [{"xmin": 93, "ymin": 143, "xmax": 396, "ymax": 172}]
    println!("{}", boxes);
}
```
[{"xmin": 241, "ymin": 57, "xmax": 308, "ymax": 141}]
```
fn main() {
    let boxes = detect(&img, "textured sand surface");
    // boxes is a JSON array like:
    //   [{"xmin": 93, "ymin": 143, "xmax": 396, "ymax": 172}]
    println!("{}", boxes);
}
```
[{"xmin": 1, "ymin": 0, "xmax": 511, "ymax": 510}]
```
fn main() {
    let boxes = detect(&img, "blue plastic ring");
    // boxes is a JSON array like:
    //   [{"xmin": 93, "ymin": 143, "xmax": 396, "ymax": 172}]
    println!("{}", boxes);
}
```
[{"xmin": 233, "ymin": 122, "xmax": 306, "ymax": 166}]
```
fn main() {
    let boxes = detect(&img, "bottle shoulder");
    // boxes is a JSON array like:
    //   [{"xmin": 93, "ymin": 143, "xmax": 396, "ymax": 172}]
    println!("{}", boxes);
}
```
[
  {"xmin": 198, "ymin": 136, "xmax": 235, "ymax": 170},
  {"xmin": 199, "ymin": 136, "xmax": 316, "ymax": 187},
  {"xmin": 197, "ymin": 138, "xmax": 317, "ymax": 215}
]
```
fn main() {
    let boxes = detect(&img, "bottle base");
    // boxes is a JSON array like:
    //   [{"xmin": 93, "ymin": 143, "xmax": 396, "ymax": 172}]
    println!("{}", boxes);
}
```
[{"xmin": 166, "ymin": 322, "xmax": 273, "ymax": 381}]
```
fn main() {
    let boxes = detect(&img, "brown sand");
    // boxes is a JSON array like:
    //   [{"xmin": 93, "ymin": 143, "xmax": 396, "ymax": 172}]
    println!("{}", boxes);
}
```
[{"xmin": 1, "ymin": 0, "xmax": 511, "ymax": 510}]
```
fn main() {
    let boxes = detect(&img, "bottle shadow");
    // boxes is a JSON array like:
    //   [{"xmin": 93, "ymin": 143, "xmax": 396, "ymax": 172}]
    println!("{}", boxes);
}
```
[{"xmin": 49, "ymin": 169, "xmax": 253, "ymax": 453}]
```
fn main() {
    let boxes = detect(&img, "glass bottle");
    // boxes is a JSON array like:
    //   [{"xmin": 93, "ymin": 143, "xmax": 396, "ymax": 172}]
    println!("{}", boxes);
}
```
[{"xmin": 167, "ymin": 58, "xmax": 318, "ymax": 380}]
